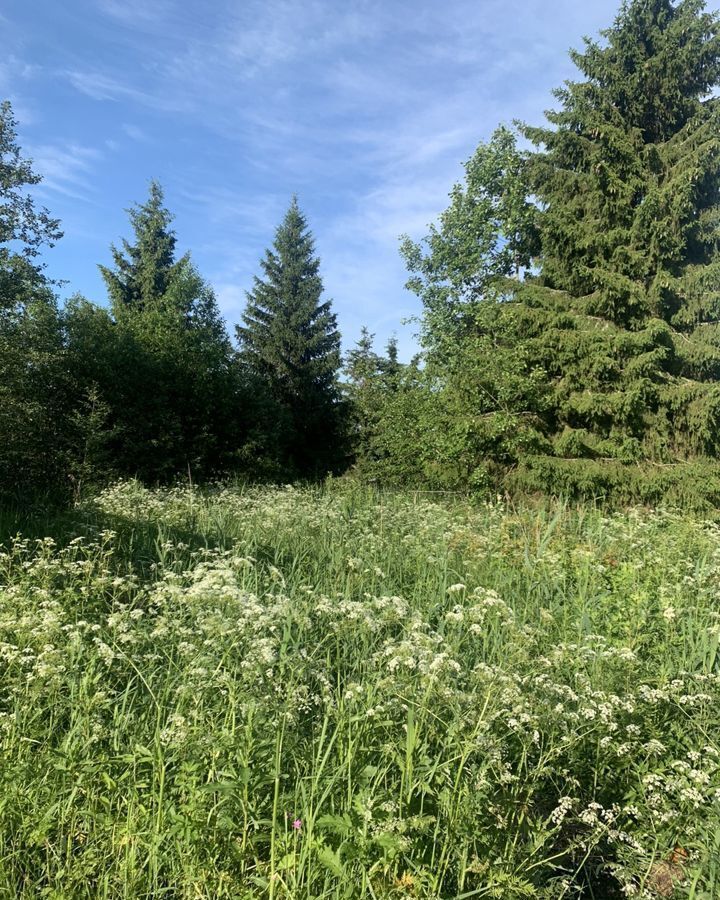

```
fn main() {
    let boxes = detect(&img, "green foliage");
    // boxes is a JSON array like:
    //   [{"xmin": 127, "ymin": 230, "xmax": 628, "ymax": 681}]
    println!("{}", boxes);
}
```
[
  {"xmin": 0, "ymin": 279, "xmax": 70, "ymax": 501},
  {"xmin": 376, "ymin": 0, "xmax": 720, "ymax": 503},
  {"xmin": 523, "ymin": 0, "xmax": 720, "ymax": 323},
  {"xmin": 0, "ymin": 100, "xmax": 62, "ymax": 264},
  {"xmin": 509, "ymin": 456, "xmax": 720, "ymax": 508},
  {"xmin": 516, "ymin": 0, "xmax": 720, "ymax": 470},
  {"xmin": 400, "ymin": 126, "xmax": 539, "ymax": 358},
  {"xmin": 344, "ymin": 329, "xmax": 405, "ymax": 475},
  {"xmin": 3, "ymin": 483, "xmax": 720, "ymax": 895},
  {"xmin": 369, "ymin": 129, "xmax": 549, "ymax": 490},
  {"xmin": 0, "ymin": 101, "xmax": 70, "ymax": 502},
  {"xmin": 69, "ymin": 184, "xmax": 245, "ymax": 482},
  {"xmin": 98, "ymin": 180, "xmax": 185, "ymax": 314},
  {"xmin": 237, "ymin": 199, "xmax": 347, "ymax": 478}
]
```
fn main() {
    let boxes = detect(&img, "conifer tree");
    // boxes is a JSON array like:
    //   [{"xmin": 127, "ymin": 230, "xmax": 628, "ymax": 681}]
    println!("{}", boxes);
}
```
[
  {"xmin": 80, "ymin": 184, "xmax": 241, "ymax": 480},
  {"xmin": 345, "ymin": 328, "xmax": 386, "ymax": 471},
  {"xmin": 346, "ymin": 330, "xmax": 429, "ymax": 481},
  {"xmin": 512, "ymin": 0, "xmax": 720, "ymax": 494},
  {"xmin": 98, "ymin": 180, "xmax": 185, "ymax": 314},
  {"xmin": 402, "ymin": 0, "xmax": 720, "ymax": 503},
  {"xmin": 237, "ymin": 198, "xmax": 345, "ymax": 477}
]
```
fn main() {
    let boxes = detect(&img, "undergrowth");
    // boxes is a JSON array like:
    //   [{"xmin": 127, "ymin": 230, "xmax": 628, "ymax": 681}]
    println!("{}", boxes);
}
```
[{"xmin": 0, "ymin": 480, "xmax": 719, "ymax": 897}]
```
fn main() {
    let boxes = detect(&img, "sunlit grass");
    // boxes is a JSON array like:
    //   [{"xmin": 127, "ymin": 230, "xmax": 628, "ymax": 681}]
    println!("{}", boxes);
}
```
[{"xmin": 1, "ymin": 480, "xmax": 719, "ymax": 897}]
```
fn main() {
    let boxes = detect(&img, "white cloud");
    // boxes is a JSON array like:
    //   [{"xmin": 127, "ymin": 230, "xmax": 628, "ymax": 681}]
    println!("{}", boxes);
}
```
[
  {"xmin": 121, "ymin": 123, "xmax": 149, "ymax": 142},
  {"xmin": 66, "ymin": 69, "xmax": 143, "ymax": 102},
  {"xmin": 64, "ymin": 69, "xmax": 187, "ymax": 112},
  {"xmin": 29, "ymin": 142, "xmax": 103, "ymax": 201},
  {"xmin": 95, "ymin": 0, "xmax": 174, "ymax": 25}
]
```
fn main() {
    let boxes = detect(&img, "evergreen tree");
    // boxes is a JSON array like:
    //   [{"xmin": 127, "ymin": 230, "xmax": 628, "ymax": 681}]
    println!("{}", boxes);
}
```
[
  {"xmin": 345, "ymin": 328, "xmax": 386, "ymax": 472},
  {"xmin": 237, "ymin": 198, "xmax": 345, "ymax": 477},
  {"xmin": 402, "ymin": 0, "xmax": 720, "ymax": 503},
  {"xmin": 346, "ymin": 330, "xmax": 410, "ymax": 477},
  {"xmin": 512, "ymin": 0, "xmax": 720, "ymax": 493},
  {"xmin": 98, "ymin": 180, "xmax": 184, "ymax": 314},
  {"xmin": 77, "ymin": 184, "xmax": 242, "ymax": 481}
]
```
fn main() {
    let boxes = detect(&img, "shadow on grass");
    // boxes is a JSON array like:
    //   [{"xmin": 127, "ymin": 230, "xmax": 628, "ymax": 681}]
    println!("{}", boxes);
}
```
[{"xmin": 1, "ymin": 495, "xmax": 321, "ymax": 588}]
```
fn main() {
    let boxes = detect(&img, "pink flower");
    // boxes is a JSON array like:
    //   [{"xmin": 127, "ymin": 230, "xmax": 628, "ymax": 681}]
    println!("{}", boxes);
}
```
[{"xmin": 292, "ymin": 818, "xmax": 302, "ymax": 831}]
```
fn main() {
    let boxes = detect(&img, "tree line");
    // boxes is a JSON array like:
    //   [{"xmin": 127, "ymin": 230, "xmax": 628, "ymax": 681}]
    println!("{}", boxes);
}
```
[
  {"xmin": 351, "ymin": 0, "xmax": 720, "ymax": 505},
  {"xmin": 1, "ymin": 127, "xmax": 351, "ymax": 501},
  {"xmin": 2, "ymin": 0, "xmax": 720, "ymax": 506}
]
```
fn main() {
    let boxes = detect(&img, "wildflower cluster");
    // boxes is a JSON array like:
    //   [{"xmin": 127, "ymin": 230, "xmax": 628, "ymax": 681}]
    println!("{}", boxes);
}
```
[{"xmin": 0, "ymin": 482, "xmax": 719, "ymax": 896}]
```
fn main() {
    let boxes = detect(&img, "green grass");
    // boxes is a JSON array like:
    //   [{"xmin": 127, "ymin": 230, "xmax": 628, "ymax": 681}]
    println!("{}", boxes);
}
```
[{"xmin": 1, "ymin": 479, "xmax": 720, "ymax": 898}]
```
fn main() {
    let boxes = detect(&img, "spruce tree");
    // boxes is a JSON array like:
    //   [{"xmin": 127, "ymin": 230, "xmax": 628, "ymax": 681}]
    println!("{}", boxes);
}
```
[
  {"xmin": 346, "ymin": 330, "xmax": 431, "ymax": 483},
  {"xmin": 84, "ymin": 184, "xmax": 241, "ymax": 480},
  {"xmin": 403, "ymin": 0, "xmax": 720, "ymax": 503},
  {"xmin": 237, "ymin": 198, "xmax": 344, "ymax": 477},
  {"xmin": 345, "ymin": 328, "xmax": 387, "ymax": 472},
  {"xmin": 99, "ymin": 180, "xmax": 185, "ymax": 314},
  {"xmin": 512, "ymin": 0, "xmax": 720, "ymax": 497}
]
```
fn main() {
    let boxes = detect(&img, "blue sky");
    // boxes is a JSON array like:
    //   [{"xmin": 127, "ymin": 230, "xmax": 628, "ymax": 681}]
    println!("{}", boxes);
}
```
[{"xmin": 2, "ymin": 0, "xmax": 668, "ymax": 359}]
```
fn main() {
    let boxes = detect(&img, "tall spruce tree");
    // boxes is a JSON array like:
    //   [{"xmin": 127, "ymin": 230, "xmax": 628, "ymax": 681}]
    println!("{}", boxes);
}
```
[
  {"xmin": 99, "ymin": 180, "xmax": 185, "ymax": 314},
  {"xmin": 401, "ymin": 0, "xmax": 720, "ymax": 503},
  {"xmin": 237, "ymin": 198, "xmax": 345, "ymax": 477},
  {"xmin": 512, "ymin": 0, "xmax": 720, "ymax": 498},
  {"xmin": 77, "ymin": 183, "xmax": 241, "ymax": 481}
]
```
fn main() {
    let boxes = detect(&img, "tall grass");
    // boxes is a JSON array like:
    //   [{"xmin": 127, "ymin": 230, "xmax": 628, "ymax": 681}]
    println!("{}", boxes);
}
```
[{"xmin": 0, "ymin": 480, "xmax": 719, "ymax": 897}]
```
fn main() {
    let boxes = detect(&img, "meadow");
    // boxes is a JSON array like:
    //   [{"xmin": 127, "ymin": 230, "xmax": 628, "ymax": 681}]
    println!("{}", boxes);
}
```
[{"xmin": 1, "ymin": 481, "xmax": 719, "ymax": 898}]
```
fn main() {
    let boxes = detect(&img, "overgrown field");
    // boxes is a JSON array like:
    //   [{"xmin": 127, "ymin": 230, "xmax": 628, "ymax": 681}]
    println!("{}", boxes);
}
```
[{"xmin": 1, "ymin": 483, "xmax": 720, "ymax": 898}]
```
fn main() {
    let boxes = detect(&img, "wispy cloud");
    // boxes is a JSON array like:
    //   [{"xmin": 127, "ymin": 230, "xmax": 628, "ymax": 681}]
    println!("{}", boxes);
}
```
[
  {"xmin": 65, "ymin": 69, "xmax": 145, "ymax": 102},
  {"xmin": 0, "ymin": 56, "xmax": 41, "ymax": 83},
  {"xmin": 95, "ymin": 0, "xmax": 175, "ymax": 26},
  {"xmin": 219, "ymin": 0, "xmax": 382, "ymax": 74},
  {"xmin": 29, "ymin": 142, "xmax": 103, "ymax": 201},
  {"xmin": 7, "ymin": 0, "xmax": 666, "ymax": 354},
  {"xmin": 0, "ymin": 56, "xmax": 42, "ymax": 124},
  {"xmin": 64, "ymin": 68, "xmax": 188, "ymax": 113},
  {"xmin": 121, "ymin": 123, "xmax": 149, "ymax": 142}
]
